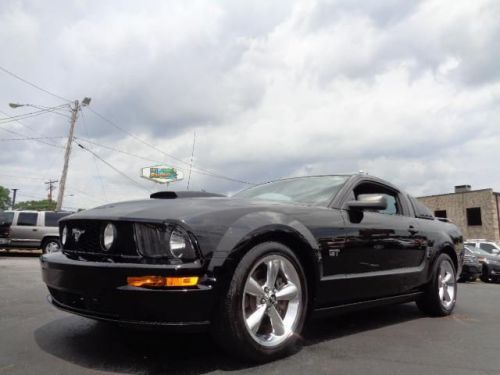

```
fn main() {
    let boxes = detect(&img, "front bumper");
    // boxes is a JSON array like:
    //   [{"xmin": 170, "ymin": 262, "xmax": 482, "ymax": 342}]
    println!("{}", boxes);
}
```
[
  {"xmin": 486, "ymin": 264, "xmax": 500, "ymax": 277},
  {"xmin": 41, "ymin": 253, "xmax": 216, "ymax": 329}
]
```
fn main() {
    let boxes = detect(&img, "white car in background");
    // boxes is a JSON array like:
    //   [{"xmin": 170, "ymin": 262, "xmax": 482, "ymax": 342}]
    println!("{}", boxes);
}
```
[{"xmin": 464, "ymin": 239, "xmax": 500, "ymax": 256}]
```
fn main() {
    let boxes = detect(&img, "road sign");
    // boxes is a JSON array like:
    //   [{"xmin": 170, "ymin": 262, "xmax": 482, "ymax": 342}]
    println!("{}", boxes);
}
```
[{"xmin": 141, "ymin": 166, "xmax": 184, "ymax": 184}]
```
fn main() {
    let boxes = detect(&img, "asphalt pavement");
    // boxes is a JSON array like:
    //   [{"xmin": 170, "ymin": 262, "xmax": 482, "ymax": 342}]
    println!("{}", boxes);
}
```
[{"xmin": 1, "ymin": 252, "xmax": 500, "ymax": 375}]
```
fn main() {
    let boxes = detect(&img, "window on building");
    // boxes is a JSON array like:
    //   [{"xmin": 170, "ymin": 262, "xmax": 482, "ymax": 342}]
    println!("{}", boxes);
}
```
[
  {"xmin": 466, "ymin": 207, "xmax": 482, "ymax": 226},
  {"xmin": 434, "ymin": 210, "xmax": 447, "ymax": 218},
  {"xmin": 17, "ymin": 212, "xmax": 38, "ymax": 226}
]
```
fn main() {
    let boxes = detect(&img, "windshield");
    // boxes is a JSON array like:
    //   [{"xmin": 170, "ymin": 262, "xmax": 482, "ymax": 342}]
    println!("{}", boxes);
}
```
[{"xmin": 233, "ymin": 175, "xmax": 349, "ymax": 207}]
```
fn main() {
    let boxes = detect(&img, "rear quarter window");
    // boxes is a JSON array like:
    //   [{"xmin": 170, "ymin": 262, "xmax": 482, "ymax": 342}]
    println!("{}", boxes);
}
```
[{"xmin": 44, "ymin": 212, "xmax": 71, "ymax": 227}]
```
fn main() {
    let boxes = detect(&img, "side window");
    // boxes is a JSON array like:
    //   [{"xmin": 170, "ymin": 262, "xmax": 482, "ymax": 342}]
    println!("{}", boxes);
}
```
[
  {"xmin": 17, "ymin": 212, "xmax": 38, "ymax": 226},
  {"xmin": 379, "ymin": 194, "xmax": 398, "ymax": 215},
  {"xmin": 480, "ymin": 243, "xmax": 496, "ymax": 253},
  {"xmin": 45, "ymin": 212, "xmax": 70, "ymax": 227}
]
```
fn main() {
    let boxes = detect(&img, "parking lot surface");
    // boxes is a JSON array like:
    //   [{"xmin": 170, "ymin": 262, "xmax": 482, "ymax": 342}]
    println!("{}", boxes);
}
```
[{"xmin": 1, "ymin": 253, "xmax": 500, "ymax": 375}]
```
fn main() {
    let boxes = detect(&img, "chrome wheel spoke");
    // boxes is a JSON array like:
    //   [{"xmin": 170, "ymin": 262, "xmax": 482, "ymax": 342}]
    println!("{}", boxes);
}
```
[
  {"xmin": 443, "ymin": 286, "xmax": 451, "ymax": 302},
  {"xmin": 276, "ymin": 283, "xmax": 298, "ymax": 301},
  {"xmin": 245, "ymin": 277, "xmax": 264, "ymax": 297},
  {"xmin": 443, "ymin": 272, "xmax": 453, "ymax": 283},
  {"xmin": 242, "ymin": 253, "xmax": 303, "ymax": 348},
  {"xmin": 268, "ymin": 306, "xmax": 285, "ymax": 336},
  {"xmin": 266, "ymin": 260, "xmax": 280, "ymax": 289},
  {"xmin": 246, "ymin": 304, "xmax": 267, "ymax": 333}
]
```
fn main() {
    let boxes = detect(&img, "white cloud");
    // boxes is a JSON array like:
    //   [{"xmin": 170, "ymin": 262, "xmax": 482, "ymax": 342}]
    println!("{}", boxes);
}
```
[{"xmin": 0, "ymin": 0, "xmax": 499, "ymax": 209}]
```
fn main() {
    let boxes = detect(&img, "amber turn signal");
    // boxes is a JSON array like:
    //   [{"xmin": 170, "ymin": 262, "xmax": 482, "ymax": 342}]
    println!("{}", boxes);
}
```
[{"xmin": 127, "ymin": 276, "xmax": 199, "ymax": 288}]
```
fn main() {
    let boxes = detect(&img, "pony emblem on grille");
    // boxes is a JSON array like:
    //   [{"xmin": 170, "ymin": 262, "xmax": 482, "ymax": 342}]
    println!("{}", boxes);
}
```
[{"xmin": 72, "ymin": 228, "xmax": 86, "ymax": 242}]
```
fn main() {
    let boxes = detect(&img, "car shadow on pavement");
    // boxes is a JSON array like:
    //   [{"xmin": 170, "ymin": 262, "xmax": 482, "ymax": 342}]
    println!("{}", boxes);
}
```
[{"xmin": 34, "ymin": 303, "xmax": 424, "ymax": 375}]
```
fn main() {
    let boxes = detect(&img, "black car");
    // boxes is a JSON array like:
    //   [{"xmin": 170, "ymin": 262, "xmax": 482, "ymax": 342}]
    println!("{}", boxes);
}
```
[
  {"xmin": 41, "ymin": 174, "xmax": 464, "ymax": 361},
  {"xmin": 471, "ymin": 247, "xmax": 500, "ymax": 283},
  {"xmin": 458, "ymin": 246, "xmax": 482, "ymax": 282},
  {"xmin": 0, "ymin": 210, "xmax": 11, "ymax": 247}
]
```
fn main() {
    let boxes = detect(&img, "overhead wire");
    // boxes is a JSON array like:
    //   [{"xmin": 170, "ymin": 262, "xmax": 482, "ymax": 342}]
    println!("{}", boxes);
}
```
[
  {"xmin": 79, "ymin": 110, "xmax": 108, "ymax": 202},
  {"xmin": 0, "ymin": 64, "xmax": 256, "ymax": 187},
  {"xmin": 75, "ymin": 142, "xmax": 152, "ymax": 193},
  {"xmin": 85, "ymin": 108, "xmax": 255, "ymax": 185},
  {"xmin": 0, "ymin": 65, "xmax": 72, "ymax": 102}
]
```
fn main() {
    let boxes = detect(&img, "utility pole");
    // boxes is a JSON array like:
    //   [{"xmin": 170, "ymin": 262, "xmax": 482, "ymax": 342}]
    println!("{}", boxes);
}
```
[
  {"xmin": 11, "ymin": 188, "xmax": 18, "ymax": 210},
  {"xmin": 45, "ymin": 179, "xmax": 58, "ymax": 202},
  {"xmin": 55, "ymin": 97, "xmax": 91, "ymax": 211},
  {"xmin": 56, "ymin": 100, "xmax": 79, "ymax": 211}
]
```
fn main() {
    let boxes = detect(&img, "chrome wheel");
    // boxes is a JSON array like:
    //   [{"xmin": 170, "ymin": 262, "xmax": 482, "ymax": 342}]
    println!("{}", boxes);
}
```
[
  {"xmin": 438, "ymin": 260, "xmax": 456, "ymax": 309},
  {"xmin": 242, "ymin": 254, "xmax": 302, "ymax": 348},
  {"xmin": 44, "ymin": 241, "xmax": 60, "ymax": 253}
]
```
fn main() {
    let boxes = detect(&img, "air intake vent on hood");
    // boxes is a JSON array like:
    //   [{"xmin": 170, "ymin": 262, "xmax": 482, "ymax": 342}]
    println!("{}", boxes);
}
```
[{"xmin": 150, "ymin": 191, "xmax": 226, "ymax": 199}]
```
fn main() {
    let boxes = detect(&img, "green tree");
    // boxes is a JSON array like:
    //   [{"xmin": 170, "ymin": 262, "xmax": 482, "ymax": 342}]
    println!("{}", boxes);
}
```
[
  {"xmin": 14, "ymin": 199, "xmax": 56, "ymax": 211},
  {"xmin": 0, "ymin": 186, "xmax": 11, "ymax": 210}
]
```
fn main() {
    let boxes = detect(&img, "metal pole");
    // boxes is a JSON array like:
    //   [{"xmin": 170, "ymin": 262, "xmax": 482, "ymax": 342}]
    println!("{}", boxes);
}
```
[
  {"xmin": 56, "ymin": 100, "xmax": 79, "ymax": 211},
  {"xmin": 11, "ymin": 188, "xmax": 18, "ymax": 209},
  {"xmin": 187, "ymin": 131, "xmax": 196, "ymax": 191}
]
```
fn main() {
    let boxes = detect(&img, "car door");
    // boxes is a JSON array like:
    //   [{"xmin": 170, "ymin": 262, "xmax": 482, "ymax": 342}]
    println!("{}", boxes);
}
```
[
  {"xmin": 320, "ymin": 180, "xmax": 426, "ymax": 303},
  {"xmin": 10, "ymin": 212, "xmax": 40, "ymax": 248}
]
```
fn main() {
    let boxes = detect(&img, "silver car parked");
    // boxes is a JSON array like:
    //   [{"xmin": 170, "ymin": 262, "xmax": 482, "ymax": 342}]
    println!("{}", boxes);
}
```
[{"xmin": 3, "ymin": 211, "xmax": 72, "ymax": 253}]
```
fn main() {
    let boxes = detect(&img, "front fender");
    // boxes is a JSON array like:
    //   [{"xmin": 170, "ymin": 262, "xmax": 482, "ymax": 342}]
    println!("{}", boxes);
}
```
[{"xmin": 207, "ymin": 211, "xmax": 320, "ymax": 271}]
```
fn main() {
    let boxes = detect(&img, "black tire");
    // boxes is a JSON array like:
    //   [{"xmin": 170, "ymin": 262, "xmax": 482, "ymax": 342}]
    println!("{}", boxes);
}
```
[
  {"xmin": 480, "ymin": 267, "xmax": 491, "ymax": 283},
  {"xmin": 416, "ymin": 253, "xmax": 457, "ymax": 316},
  {"xmin": 212, "ymin": 241, "xmax": 308, "ymax": 362},
  {"xmin": 41, "ymin": 238, "xmax": 61, "ymax": 254},
  {"xmin": 468, "ymin": 276, "xmax": 477, "ymax": 282},
  {"xmin": 457, "ymin": 275, "xmax": 466, "ymax": 283}
]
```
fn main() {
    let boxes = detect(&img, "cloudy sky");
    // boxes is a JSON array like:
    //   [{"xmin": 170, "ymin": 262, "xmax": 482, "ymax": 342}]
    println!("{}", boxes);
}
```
[{"xmin": 1, "ymin": 0, "xmax": 499, "ymax": 210}]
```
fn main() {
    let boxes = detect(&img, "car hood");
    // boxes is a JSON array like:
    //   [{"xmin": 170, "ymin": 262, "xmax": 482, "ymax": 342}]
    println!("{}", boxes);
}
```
[{"xmin": 61, "ymin": 197, "xmax": 319, "ymax": 225}]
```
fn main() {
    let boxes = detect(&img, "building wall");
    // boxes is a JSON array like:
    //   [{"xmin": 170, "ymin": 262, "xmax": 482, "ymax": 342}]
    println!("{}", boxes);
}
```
[{"xmin": 418, "ymin": 189, "xmax": 500, "ymax": 241}]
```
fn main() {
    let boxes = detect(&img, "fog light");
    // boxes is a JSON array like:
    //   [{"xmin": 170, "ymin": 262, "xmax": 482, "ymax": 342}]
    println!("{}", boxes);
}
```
[{"xmin": 127, "ymin": 276, "xmax": 199, "ymax": 287}]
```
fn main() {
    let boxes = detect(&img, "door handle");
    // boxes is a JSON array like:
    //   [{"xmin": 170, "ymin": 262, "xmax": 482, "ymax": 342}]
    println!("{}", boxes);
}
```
[
  {"xmin": 408, "ymin": 225, "xmax": 418, "ymax": 235},
  {"xmin": 32, "ymin": 229, "xmax": 38, "ymax": 232}
]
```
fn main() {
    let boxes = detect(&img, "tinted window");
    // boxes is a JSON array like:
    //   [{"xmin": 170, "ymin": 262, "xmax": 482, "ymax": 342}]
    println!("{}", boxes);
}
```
[
  {"xmin": 45, "ymin": 212, "xmax": 71, "ymax": 227},
  {"xmin": 233, "ymin": 176, "xmax": 349, "ymax": 207},
  {"xmin": 378, "ymin": 194, "xmax": 398, "ymax": 215},
  {"xmin": 17, "ymin": 212, "xmax": 38, "ymax": 226},
  {"xmin": 409, "ymin": 197, "xmax": 434, "ymax": 219},
  {"xmin": 480, "ymin": 243, "xmax": 497, "ymax": 253},
  {"xmin": 466, "ymin": 207, "xmax": 482, "ymax": 226}
]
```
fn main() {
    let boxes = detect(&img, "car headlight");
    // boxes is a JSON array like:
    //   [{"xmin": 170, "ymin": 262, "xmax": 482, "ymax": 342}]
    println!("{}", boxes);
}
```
[
  {"xmin": 169, "ymin": 226, "xmax": 197, "ymax": 260},
  {"xmin": 61, "ymin": 225, "xmax": 68, "ymax": 245},
  {"xmin": 103, "ymin": 223, "xmax": 116, "ymax": 251},
  {"xmin": 134, "ymin": 223, "xmax": 198, "ymax": 261}
]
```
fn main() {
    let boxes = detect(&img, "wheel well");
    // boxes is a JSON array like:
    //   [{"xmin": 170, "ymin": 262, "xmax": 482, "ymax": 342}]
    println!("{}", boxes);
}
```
[
  {"xmin": 230, "ymin": 230, "xmax": 320, "ymax": 307},
  {"xmin": 41, "ymin": 236, "xmax": 59, "ymax": 247},
  {"xmin": 440, "ymin": 246, "xmax": 458, "ymax": 271}
]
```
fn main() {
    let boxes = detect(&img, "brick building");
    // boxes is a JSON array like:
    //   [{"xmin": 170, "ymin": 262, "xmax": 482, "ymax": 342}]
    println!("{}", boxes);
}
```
[{"xmin": 417, "ymin": 185, "xmax": 500, "ymax": 241}]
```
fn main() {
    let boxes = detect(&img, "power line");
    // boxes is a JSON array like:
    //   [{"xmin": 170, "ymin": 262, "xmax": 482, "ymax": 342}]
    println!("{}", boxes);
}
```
[
  {"xmin": 76, "ymin": 142, "xmax": 152, "ymax": 193},
  {"xmin": 0, "ymin": 109, "xmax": 63, "ymax": 148},
  {"xmin": 0, "ymin": 64, "xmax": 255, "ymax": 186},
  {"xmin": 75, "ymin": 136, "xmax": 254, "ymax": 185},
  {"xmin": 0, "ymin": 106, "xmax": 69, "ymax": 124},
  {"xmin": 85, "ymin": 108, "xmax": 255, "ymax": 185},
  {"xmin": 0, "ymin": 136, "xmax": 65, "ymax": 142},
  {"xmin": 79, "ymin": 110, "xmax": 108, "ymax": 202},
  {"xmin": 0, "ymin": 64, "xmax": 72, "ymax": 102},
  {"xmin": 0, "ymin": 123, "xmax": 65, "ymax": 149}
]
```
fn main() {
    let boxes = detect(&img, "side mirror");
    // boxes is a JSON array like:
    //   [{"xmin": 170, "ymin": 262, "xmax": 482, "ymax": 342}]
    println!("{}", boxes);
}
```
[
  {"xmin": 492, "ymin": 249, "xmax": 500, "ymax": 255},
  {"xmin": 346, "ymin": 194, "xmax": 388, "ymax": 211}
]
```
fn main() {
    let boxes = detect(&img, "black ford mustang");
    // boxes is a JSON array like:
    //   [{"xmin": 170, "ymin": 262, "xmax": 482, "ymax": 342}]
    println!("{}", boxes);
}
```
[{"xmin": 41, "ymin": 174, "xmax": 464, "ymax": 361}]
